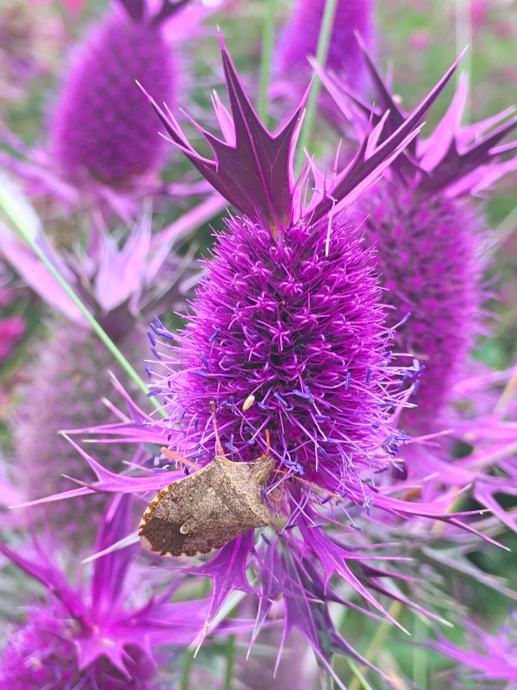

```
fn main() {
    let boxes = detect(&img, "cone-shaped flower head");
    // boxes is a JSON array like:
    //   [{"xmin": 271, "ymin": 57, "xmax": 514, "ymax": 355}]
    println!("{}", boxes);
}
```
[
  {"xmin": 276, "ymin": 0, "xmax": 374, "ymax": 90},
  {"xmin": 50, "ymin": 0, "xmax": 190, "ymax": 186},
  {"xmin": 0, "ymin": 496, "xmax": 212, "ymax": 689},
  {"xmin": 15, "ymin": 319, "xmax": 141, "ymax": 544},
  {"xmin": 320, "ymin": 47, "xmax": 517, "ymax": 434},
  {"xmin": 38, "ymin": 48, "xmax": 478, "ymax": 668},
  {"xmin": 141, "ymin": 44, "xmax": 460, "ymax": 487}
]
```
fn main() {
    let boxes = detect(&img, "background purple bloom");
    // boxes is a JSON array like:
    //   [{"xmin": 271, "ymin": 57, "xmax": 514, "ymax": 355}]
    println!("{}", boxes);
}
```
[
  {"xmin": 322, "ymin": 53, "xmax": 516, "ymax": 434},
  {"xmin": 0, "ymin": 495, "xmax": 212, "ymax": 689},
  {"xmin": 276, "ymin": 0, "xmax": 374, "ymax": 90},
  {"xmin": 359, "ymin": 186, "xmax": 483, "ymax": 434},
  {"xmin": 50, "ymin": 0, "xmax": 185, "ymax": 186}
]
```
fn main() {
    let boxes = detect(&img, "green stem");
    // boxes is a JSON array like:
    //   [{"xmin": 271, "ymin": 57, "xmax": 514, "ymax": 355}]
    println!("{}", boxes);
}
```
[
  {"xmin": 258, "ymin": 0, "xmax": 277, "ymax": 125},
  {"xmin": 295, "ymin": 0, "xmax": 338, "ymax": 171},
  {"xmin": 0, "ymin": 185, "xmax": 167, "ymax": 418},
  {"xmin": 455, "ymin": 0, "xmax": 472, "ymax": 123},
  {"xmin": 180, "ymin": 649, "xmax": 195, "ymax": 690},
  {"xmin": 347, "ymin": 661, "xmax": 376, "ymax": 690},
  {"xmin": 348, "ymin": 601, "xmax": 403, "ymax": 690},
  {"xmin": 412, "ymin": 615, "xmax": 427, "ymax": 689},
  {"xmin": 223, "ymin": 635, "xmax": 236, "ymax": 690}
]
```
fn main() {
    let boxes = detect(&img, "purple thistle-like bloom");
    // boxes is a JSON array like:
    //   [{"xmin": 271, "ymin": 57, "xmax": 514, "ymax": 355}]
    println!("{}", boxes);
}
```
[
  {"xmin": 31, "ymin": 46, "xmax": 492, "ymax": 672},
  {"xmin": 15, "ymin": 320, "xmax": 143, "ymax": 545},
  {"xmin": 320, "ymin": 50, "xmax": 517, "ymax": 434},
  {"xmin": 0, "ymin": 2, "xmax": 222, "ymax": 219},
  {"xmin": 360, "ymin": 186, "xmax": 483, "ymax": 433},
  {"xmin": 0, "ymin": 496, "xmax": 212, "ymax": 690},
  {"xmin": 276, "ymin": 0, "xmax": 374, "ymax": 90},
  {"xmin": 170, "ymin": 211, "xmax": 396, "ymax": 483},
  {"xmin": 50, "ymin": 0, "xmax": 188, "ymax": 186},
  {"xmin": 142, "ymin": 45, "xmax": 460, "ymax": 483}
]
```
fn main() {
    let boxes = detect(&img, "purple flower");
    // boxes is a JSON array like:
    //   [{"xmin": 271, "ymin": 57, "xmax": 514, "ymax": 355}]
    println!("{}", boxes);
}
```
[
  {"xmin": 32, "ymin": 46, "xmax": 485, "ymax": 670},
  {"xmin": 50, "ymin": 0, "xmax": 189, "ymax": 186},
  {"xmin": 320, "ymin": 50, "xmax": 517, "ymax": 435},
  {"xmin": 360, "ymin": 187, "xmax": 483, "ymax": 434},
  {"xmin": 141, "ymin": 45, "xmax": 457, "ymax": 484},
  {"xmin": 276, "ymin": 0, "xmax": 374, "ymax": 90},
  {"xmin": 0, "ymin": 496, "xmax": 212, "ymax": 690},
  {"xmin": 0, "ymin": 1, "xmax": 220, "ymax": 218}
]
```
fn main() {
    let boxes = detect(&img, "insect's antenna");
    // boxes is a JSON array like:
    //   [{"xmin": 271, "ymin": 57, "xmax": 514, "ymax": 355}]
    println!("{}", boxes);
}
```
[{"xmin": 210, "ymin": 401, "xmax": 225, "ymax": 456}]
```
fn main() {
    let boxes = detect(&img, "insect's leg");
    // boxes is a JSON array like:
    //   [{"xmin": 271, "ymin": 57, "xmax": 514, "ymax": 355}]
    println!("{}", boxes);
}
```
[{"xmin": 160, "ymin": 447, "xmax": 201, "ymax": 472}]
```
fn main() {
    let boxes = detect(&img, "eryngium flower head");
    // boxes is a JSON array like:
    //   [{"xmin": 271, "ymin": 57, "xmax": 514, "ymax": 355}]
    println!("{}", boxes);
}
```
[
  {"xmin": 167, "ymin": 211, "xmax": 393, "ymax": 483},
  {"xmin": 50, "ymin": 0, "xmax": 189, "ymax": 186},
  {"xmin": 360, "ymin": 187, "xmax": 483, "ymax": 433},
  {"xmin": 51, "ymin": 48, "xmax": 473, "ymax": 665},
  {"xmin": 322, "ymin": 53, "xmax": 517, "ymax": 433},
  {"xmin": 0, "ymin": 496, "xmax": 211, "ymax": 690},
  {"xmin": 142, "ymin": 44, "xmax": 458, "ymax": 487},
  {"xmin": 276, "ymin": 0, "xmax": 374, "ymax": 89}
]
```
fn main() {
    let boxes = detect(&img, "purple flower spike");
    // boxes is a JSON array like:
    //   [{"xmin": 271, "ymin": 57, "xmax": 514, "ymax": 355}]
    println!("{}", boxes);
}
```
[
  {"xmin": 276, "ymin": 0, "xmax": 375, "ymax": 91},
  {"xmin": 48, "ymin": 46, "xmax": 482, "ymax": 671},
  {"xmin": 0, "ymin": 496, "xmax": 212, "ymax": 689},
  {"xmin": 321, "ymin": 47, "xmax": 517, "ymax": 433},
  {"xmin": 141, "ymin": 42, "xmax": 463, "ymax": 482},
  {"xmin": 50, "ymin": 0, "xmax": 189, "ymax": 186}
]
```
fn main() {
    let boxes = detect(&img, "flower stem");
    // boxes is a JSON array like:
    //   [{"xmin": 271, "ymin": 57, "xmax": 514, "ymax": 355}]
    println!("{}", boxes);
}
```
[
  {"xmin": 180, "ymin": 650, "xmax": 195, "ymax": 690},
  {"xmin": 455, "ymin": 0, "xmax": 472, "ymax": 122},
  {"xmin": 412, "ymin": 615, "xmax": 428, "ymax": 689},
  {"xmin": 223, "ymin": 634, "xmax": 236, "ymax": 690},
  {"xmin": 348, "ymin": 601, "xmax": 403, "ymax": 690},
  {"xmin": 258, "ymin": 0, "xmax": 277, "ymax": 126},
  {"xmin": 0, "ymin": 184, "xmax": 167, "ymax": 418},
  {"xmin": 346, "ymin": 661, "xmax": 376, "ymax": 690},
  {"xmin": 295, "ymin": 0, "xmax": 338, "ymax": 171}
]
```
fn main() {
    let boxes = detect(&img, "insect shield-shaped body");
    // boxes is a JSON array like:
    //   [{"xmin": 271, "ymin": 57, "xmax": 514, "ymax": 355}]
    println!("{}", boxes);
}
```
[{"xmin": 139, "ymin": 454, "xmax": 274, "ymax": 556}]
